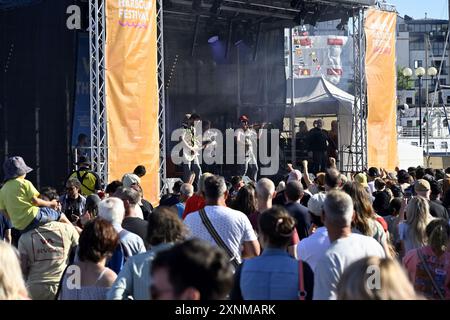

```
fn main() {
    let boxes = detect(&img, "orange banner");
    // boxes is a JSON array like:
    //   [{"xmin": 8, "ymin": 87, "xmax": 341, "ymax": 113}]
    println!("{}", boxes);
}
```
[
  {"xmin": 365, "ymin": 9, "xmax": 398, "ymax": 170},
  {"xmin": 106, "ymin": 0, "xmax": 159, "ymax": 203}
]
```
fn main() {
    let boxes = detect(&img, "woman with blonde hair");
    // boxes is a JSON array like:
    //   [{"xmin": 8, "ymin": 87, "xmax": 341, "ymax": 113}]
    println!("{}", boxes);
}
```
[
  {"xmin": 0, "ymin": 241, "xmax": 29, "ymax": 300},
  {"xmin": 398, "ymin": 196, "xmax": 434, "ymax": 256},
  {"xmin": 337, "ymin": 256, "xmax": 420, "ymax": 300},
  {"xmin": 403, "ymin": 219, "xmax": 450, "ymax": 299}
]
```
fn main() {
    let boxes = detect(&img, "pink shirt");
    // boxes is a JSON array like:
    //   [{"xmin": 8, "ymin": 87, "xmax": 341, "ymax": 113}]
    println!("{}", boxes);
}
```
[{"xmin": 403, "ymin": 246, "xmax": 450, "ymax": 300}]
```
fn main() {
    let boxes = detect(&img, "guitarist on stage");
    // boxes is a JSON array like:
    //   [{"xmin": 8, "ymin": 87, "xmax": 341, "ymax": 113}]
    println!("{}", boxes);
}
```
[{"xmin": 181, "ymin": 113, "xmax": 202, "ymax": 188}]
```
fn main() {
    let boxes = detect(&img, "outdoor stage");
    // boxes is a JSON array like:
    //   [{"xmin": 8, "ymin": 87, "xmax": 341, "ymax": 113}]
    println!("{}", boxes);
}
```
[{"xmin": 0, "ymin": 0, "xmax": 398, "ymax": 200}]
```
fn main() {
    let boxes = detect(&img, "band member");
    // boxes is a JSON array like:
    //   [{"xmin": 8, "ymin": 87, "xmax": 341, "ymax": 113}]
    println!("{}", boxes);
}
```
[
  {"xmin": 235, "ymin": 115, "xmax": 259, "ymax": 181},
  {"xmin": 295, "ymin": 121, "xmax": 309, "ymax": 163},
  {"xmin": 201, "ymin": 120, "xmax": 218, "ymax": 175},
  {"xmin": 306, "ymin": 119, "xmax": 329, "ymax": 174},
  {"xmin": 180, "ymin": 113, "xmax": 202, "ymax": 187},
  {"xmin": 327, "ymin": 120, "xmax": 338, "ymax": 161}
]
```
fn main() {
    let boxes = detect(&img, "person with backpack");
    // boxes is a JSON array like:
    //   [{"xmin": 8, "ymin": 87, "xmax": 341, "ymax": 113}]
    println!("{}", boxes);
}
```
[
  {"xmin": 67, "ymin": 156, "xmax": 102, "ymax": 196},
  {"xmin": 184, "ymin": 175, "xmax": 260, "ymax": 269},
  {"xmin": 230, "ymin": 206, "xmax": 314, "ymax": 300}
]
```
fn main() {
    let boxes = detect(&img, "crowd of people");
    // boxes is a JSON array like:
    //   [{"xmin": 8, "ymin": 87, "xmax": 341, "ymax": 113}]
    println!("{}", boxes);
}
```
[{"xmin": 1, "ymin": 154, "xmax": 450, "ymax": 300}]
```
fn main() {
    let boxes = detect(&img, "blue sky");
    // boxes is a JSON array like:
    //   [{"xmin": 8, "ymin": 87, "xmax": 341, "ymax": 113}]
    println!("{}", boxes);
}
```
[{"xmin": 389, "ymin": 0, "xmax": 448, "ymax": 20}]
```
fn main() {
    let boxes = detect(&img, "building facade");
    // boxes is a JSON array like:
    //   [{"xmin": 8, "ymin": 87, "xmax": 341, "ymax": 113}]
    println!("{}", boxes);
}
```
[{"xmin": 396, "ymin": 16, "xmax": 450, "ymax": 157}]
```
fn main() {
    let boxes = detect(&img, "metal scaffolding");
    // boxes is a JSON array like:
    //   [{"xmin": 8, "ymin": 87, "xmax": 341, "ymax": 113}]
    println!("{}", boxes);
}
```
[
  {"xmin": 345, "ymin": 7, "xmax": 368, "ymax": 173},
  {"xmin": 89, "ymin": 0, "xmax": 167, "ymax": 195},
  {"xmin": 89, "ymin": 0, "xmax": 108, "ymax": 185},
  {"xmin": 157, "ymin": 0, "xmax": 168, "ymax": 194}
]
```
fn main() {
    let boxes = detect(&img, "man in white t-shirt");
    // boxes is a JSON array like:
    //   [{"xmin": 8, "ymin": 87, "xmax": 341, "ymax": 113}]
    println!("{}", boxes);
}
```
[
  {"xmin": 313, "ymin": 190, "xmax": 386, "ymax": 300},
  {"xmin": 184, "ymin": 175, "xmax": 260, "ymax": 265},
  {"xmin": 297, "ymin": 192, "xmax": 330, "ymax": 272}
]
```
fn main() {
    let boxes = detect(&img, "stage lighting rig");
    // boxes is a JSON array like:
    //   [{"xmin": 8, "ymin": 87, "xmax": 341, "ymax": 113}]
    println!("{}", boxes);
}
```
[
  {"xmin": 192, "ymin": 0, "xmax": 202, "ymax": 12},
  {"xmin": 210, "ymin": 0, "xmax": 223, "ymax": 15},
  {"xmin": 293, "ymin": 2, "xmax": 321, "ymax": 27},
  {"xmin": 336, "ymin": 13, "xmax": 350, "ymax": 31}
]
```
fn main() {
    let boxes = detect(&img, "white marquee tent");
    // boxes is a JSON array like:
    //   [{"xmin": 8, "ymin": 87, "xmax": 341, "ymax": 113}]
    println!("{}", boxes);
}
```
[{"xmin": 286, "ymin": 76, "xmax": 354, "ymax": 170}]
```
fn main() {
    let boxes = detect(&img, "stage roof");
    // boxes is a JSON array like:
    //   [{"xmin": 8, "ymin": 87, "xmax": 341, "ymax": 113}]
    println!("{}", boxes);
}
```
[{"xmin": 164, "ymin": 0, "xmax": 376, "ymax": 28}]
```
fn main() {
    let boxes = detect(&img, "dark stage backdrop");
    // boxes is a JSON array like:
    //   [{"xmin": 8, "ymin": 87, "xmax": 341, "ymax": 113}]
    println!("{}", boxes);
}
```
[
  {"xmin": 164, "ymin": 20, "xmax": 287, "ymax": 134},
  {"xmin": 0, "ymin": 0, "xmax": 80, "ymax": 190},
  {"xmin": 164, "ymin": 17, "xmax": 287, "ymax": 177}
]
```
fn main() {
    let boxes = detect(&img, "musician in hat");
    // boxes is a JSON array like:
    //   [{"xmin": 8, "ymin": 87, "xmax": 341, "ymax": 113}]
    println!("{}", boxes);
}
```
[
  {"xmin": 235, "ymin": 115, "xmax": 259, "ymax": 181},
  {"xmin": 180, "ymin": 114, "xmax": 202, "ymax": 187}
]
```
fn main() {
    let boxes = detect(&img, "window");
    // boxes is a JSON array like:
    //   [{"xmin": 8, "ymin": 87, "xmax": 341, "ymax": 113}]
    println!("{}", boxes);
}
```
[
  {"xmin": 407, "ymin": 120, "xmax": 413, "ymax": 127},
  {"xmin": 426, "ymin": 24, "xmax": 432, "ymax": 32},
  {"xmin": 441, "ymin": 142, "xmax": 448, "ymax": 149},
  {"xmin": 429, "ymin": 142, "xmax": 435, "ymax": 149},
  {"xmin": 412, "ymin": 142, "xmax": 418, "ymax": 146},
  {"xmin": 446, "ymin": 96, "xmax": 450, "ymax": 104},
  {"xmin": 406, "ymin": 97, "xmax": 413, "ymax": 104},
  {"xmin": 440, "ymin": 79, "xmax": 447, "ymax": 85},
  {"xmin": 416, "ymin": 120, "xmax": 421, "ymax": 126},
  {"xmin": 414, "ymin": 60, "xmax": 423, "ymax": 68}
]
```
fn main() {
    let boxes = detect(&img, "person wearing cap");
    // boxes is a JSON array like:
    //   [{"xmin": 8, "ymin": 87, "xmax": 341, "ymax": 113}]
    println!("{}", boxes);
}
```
[
  {"xmin": 0, "ymin": 156, "xmax": 71, "ymax": 233},
  {"xmin": 235, "ymin": 115, "xmax": 259, "ymax": 182},
  {"xmin": 354, "ymin": 172, "xmax": 374, "ymax": 201},
  {"xmin": 122, "ymin": 173, "xmax": 141, "ymax": 188},
  {"xmin": 180, "ymin": 113, "xmax": 202, "ymax": 188},
  {"xmin": 67, "ymin": 156, "xmax": 102, "ymax": 196},
  {"xmin": 297, "ymin": 192, "xmax": 330, "ymax": 271},
  {"xmin": 414, "ymin": 179, "xmax": 448, "ymax": 220}
]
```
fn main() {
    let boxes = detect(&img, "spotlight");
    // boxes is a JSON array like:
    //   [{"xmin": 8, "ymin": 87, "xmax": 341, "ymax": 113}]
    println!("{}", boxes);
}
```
[{"xmin": 208, "ymin": 35, "xmax": 219, "ymax": 43}]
